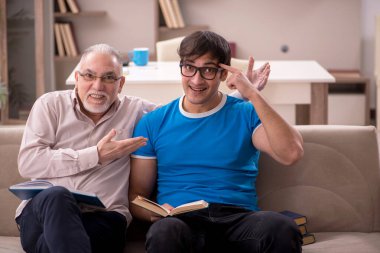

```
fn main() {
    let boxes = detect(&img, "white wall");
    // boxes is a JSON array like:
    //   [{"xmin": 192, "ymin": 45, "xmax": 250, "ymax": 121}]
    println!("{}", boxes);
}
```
[
  {"xmin": 54, "ymin": 0, "xmax": 157, "ymax": 90},
  {"xmin": 53, "ymin": 0, "xmax": 378, "ymax": 110},
  {"xmin": 181, "ymin": 0, "xmax": 361, "ymax": 70},
  {"xmin": 67, "ymin": 0, "xmax": 156, "ymax": 54}
]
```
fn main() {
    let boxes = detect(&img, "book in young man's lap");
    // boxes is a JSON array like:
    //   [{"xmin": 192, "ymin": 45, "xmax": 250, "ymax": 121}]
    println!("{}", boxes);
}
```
[
  {"xmin": 131, "ymin": 195, "xmax": 209, "ymax": 217},
  {"xmin": 9, "ymin": 180, "xmax": 105, "ymax": 208}
]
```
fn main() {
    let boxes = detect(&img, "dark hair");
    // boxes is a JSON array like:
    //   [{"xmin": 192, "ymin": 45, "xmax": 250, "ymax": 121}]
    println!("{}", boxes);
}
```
[{"xmin": 178, "ymin": 31, "xmax": 231, "ymax": 65}]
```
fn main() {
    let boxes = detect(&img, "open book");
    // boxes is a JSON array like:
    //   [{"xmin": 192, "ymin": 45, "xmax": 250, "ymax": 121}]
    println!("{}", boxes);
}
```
[
  {"xmin": 131, "ymin": 195, "xmax": 208, "ymax": 217},
  {"xmin": 9, "ymin": 180, "xmax": 105, "ymax": 208}
]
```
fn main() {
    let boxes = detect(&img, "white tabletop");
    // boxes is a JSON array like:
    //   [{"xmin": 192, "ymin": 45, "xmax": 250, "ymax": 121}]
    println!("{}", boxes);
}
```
[{"xmin": 65, "ymin": 60, "xmax": 335, "ymax": 85}]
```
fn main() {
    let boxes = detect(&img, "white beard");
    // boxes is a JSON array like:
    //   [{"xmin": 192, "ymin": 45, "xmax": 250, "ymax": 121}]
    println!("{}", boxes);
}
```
[{"xmin": 82, "ymin": 91, "xmax": 112, "ymax": 114}]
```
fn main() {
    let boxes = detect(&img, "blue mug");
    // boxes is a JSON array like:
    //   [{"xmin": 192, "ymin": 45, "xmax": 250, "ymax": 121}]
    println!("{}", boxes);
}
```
[{"xmin": 128, "ymin": 48, "xmax": 149, "ymax": 66}]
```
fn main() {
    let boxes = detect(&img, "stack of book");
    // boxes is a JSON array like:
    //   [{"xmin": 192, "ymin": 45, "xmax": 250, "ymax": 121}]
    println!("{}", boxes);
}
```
[
  {"xmin": 56, "ymin": 0, "xmax": 80, "ymax": 14},
  {"xmin": 280, "ymin": 210, "xmax": 316, "ymax": 246},
  {"xmin": 158, "ymin": 0, "xmax": 185, "ymax": 29},
  {"xmin": 54, "ymin": 0, "xmax": 80, "ymax": 57},
  {"xmin": 54, "ymin": 22, "xmax": 78, "ymax": 57}
]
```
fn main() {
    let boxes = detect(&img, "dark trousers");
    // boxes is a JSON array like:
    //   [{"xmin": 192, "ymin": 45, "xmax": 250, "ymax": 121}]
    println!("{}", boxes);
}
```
[
  {"xmin": 146, "ymin": 204, "xmax": 302, "ymax": 253},
  {"xmin": 16, "ymin": 186, "xmax": 127, "ymax": 253}
]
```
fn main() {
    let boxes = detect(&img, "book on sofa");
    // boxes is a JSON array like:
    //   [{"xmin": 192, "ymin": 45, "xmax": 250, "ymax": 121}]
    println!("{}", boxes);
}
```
[
  {"xmin": 131, "ymin": 195, "xmax": 209, "ymax": 217},
  {"xmin": 279, "ymin": 210, "xmax": 316, "ymax": 246},
  {"xmin": 280, "ymin": 210, "xmax": 307, "ymax": 225},
  {"xmin": 302, "ymin": 233, "xmax": 316, "ymax": 245},
  {"xmin": 298, "ymin": 224, "xmax": 307, "ymax": 235},
  {"xmin": 9, "ymin": 180, "xmax": 105, "ymax": 208}
]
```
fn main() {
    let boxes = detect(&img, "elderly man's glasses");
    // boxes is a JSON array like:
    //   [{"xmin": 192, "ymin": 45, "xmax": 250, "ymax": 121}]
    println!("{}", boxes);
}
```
[
  {"xmin": 77, "ymin": 71, "xmax": 122, "ymax": 84},
  {"xmin": 179, "ymin": 63, "xmax": 223, "ymax": 80}
]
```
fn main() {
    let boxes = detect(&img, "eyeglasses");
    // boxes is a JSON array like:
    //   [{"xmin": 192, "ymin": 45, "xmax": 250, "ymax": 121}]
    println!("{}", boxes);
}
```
[
  {"xmin": 77, "ymin": 71, "xmax": 122, "ymax": 84},
  {"xmin": 179, "ymin": 63, "xmax": 223, "ymax": 80}
]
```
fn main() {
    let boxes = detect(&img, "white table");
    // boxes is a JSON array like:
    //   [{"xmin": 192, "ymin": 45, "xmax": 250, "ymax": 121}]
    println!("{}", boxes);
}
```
[{"xmin": 66, "ymin": 61, "xmax": 335, "ymax": 124}]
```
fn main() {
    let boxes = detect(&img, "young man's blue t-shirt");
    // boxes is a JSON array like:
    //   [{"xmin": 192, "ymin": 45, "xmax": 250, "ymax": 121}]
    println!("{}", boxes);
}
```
[{"xmin": 132, "ymin": 94, "xmax": 262, "ymax": 211}]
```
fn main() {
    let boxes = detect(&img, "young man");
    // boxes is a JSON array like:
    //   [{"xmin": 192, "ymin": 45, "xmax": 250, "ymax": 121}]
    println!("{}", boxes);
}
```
[
  {"xmin": 15, "ymin": 44, "xmax": 155, "ymax": 253},
  {"xmin": 129, "ymin": 31, "xmax": 304, "ymax": 253}
]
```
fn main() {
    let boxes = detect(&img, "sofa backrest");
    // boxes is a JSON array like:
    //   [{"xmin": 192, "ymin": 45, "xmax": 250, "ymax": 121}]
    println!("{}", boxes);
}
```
[
  {"xmin": 257, "ymin": 125, "xmax": 380, "ymax": 233},
  {"xmin": 0, "ymin": 126, "xmax": 25, "ymax": 236},
  {"xmin": 1, "ymin": 125, "xmax": 379, "ymax": 235}
]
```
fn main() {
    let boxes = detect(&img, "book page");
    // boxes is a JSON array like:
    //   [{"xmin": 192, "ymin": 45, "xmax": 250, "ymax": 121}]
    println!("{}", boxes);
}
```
[
  {"xmin": 170, "ymin": 200, "xmax": 208, "ymax": 216},
  {"xmin": 132, "ymin": 196, "xmax": 209, "ymax": 217},
  {"xmin": 132, "ymin": 196, "xmax": 170, "ymax": 216}
]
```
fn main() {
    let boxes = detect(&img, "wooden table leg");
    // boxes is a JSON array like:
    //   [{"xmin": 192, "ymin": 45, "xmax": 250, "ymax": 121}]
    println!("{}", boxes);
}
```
[
  {"xmin": 310, "ymin": 83, "xmax": 328, "ymax": 124},
  {"xmin": 296, "ymin": 105, "xmax": 310, "ymax": 125}
]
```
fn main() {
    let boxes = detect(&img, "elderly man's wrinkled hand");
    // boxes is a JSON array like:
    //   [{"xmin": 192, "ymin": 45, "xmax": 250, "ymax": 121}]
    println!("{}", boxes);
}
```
[{"xmin": 97, "ymin": 129, "xmax": 147, "ymax": 165}]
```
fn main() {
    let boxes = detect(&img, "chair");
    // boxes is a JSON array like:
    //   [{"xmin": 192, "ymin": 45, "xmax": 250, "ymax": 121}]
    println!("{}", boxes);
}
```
[{"xmin": 155, "ymin": 36, "xmax": 184, "ymax": 62}]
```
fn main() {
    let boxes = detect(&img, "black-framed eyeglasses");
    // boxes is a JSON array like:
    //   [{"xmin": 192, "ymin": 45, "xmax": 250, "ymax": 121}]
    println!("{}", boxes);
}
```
[
  {"xmin": 179, "ymin": 63, "xmax": 223, "ymax": 80},
  {"xmin": 77, "ymin": 71, "xmax": 122, "ymax": 84}
]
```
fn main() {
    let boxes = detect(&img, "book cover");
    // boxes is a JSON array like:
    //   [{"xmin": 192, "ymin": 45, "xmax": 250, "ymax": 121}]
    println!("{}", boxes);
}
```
[
  {"xmin": 65, "ymin": 0, "xmax": 80, "ymax": 14},
  {"xmin": 171, "ymin": 0, "xmax": 185, "ymax": 28},
  {"xmin": 302, "ymin": 233, "xmax": 316, "ymax": 246},
  {"xmin": 298, "ymin": 224, "xmax": 307, "ymax": 235},
  {"xmin": 158, "ymin": 0, "xmax": 174, "ymax": 28},
  {"xmin": 59, "ymin": 23, "xmax": 72, "ymax": 56},
  {"xmin": 64, "ymin": 22, "xmax": 79, "ymax": 56},
  {"xmin": 57, "ymin": 0, "xmax": 67, "ymax": 13},
  {"xmin": 280, "ymin": 210, "xmax": 307, "ymax": 225},
  {"xmin": 9, "ymin": 180, "xmax": 105, "ymax": 208},
  {"xmin": 54, "ymin": 23, "xmax": 65, "ymax": 57},
  {"xmin": 131, "ymin": 195, "xmax": 208, "ymax": 217},
  {"xmin": 165, "ymin": 0, "xmax": 179, "ymax": 28}
]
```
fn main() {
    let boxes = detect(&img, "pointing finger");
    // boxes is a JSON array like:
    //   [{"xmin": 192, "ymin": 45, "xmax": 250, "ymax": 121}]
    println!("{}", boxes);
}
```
[
  {"xmin": 219, "ymin": 63, "xmax": 241, "ymax": 73},
  {"xmin": 247, "ymin": 56, "xmax": 254, "ymax": 75}
]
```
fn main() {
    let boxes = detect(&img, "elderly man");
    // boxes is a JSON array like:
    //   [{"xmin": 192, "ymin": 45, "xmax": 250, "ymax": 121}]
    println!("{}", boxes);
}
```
[{"xmin": 15, "ymin": 44, "xmax": 155, "ymax": 253}]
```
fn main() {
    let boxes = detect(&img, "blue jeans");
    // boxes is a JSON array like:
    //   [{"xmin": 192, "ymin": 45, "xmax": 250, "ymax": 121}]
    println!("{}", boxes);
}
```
[
  {"xmin": 146, "ymin": 203, "xmax": 302, "ymax": 253},
  {"xmin": 16, "ymin": 186, "xmax": 127, "ymax": 253}
]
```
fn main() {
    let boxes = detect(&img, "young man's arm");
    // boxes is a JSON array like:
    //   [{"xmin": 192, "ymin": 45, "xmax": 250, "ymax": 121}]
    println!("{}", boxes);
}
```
[
  {"xmin": 129, "ymin": 157, "xmax": 160, "ymax": 222},
  {"xmin": 220, "ymin": 63, "xmax": 304, "ymax": 165}
]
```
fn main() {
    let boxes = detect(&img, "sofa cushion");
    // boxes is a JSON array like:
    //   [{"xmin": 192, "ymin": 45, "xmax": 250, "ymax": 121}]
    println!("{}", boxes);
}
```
[
  {"xmin": 303, "ymin": 232, "xmax": 380, "ymax": 253},
  {"xmin": 0, "ymin": 236, "xmax": 24, "ymax": 253},
  {"xmin": 257, "ymin": 125, "xmax": 380, "ymax": 232},
  {"xmin": 0, "ymin": 126, "xmax": 25, "ymax": 237}
]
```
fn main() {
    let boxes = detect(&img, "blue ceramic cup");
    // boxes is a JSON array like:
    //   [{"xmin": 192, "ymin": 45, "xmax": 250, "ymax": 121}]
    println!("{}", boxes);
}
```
[{"xmin": 129, "ymin": 48, "xmax": 149, "ymax": 66}]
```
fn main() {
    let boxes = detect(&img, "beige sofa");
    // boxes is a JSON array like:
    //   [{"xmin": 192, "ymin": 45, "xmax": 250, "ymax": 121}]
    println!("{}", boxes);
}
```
[{"xmin": 1, "ymin": 125, "xmax": 380, "ymax": 253}]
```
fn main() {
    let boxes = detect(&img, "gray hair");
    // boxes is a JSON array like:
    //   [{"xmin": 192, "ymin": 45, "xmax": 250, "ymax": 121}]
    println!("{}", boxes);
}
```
[{"xmin": 79, "ymin": 43, "xmax": 123, "ymax": 71}]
